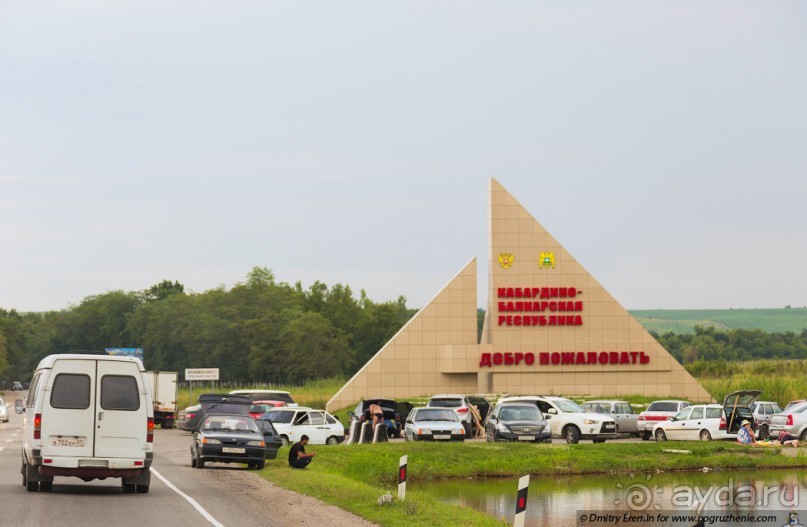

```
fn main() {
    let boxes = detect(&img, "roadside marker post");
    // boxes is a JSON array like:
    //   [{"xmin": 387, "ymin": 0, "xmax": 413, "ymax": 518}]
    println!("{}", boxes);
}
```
[
  {"xmin": 398, "ymin": 455, "xmax": 407, "ymax": 502},
  {"xmin": 514, "ymin": 475, "xmax": 529, "ymax": 527}
]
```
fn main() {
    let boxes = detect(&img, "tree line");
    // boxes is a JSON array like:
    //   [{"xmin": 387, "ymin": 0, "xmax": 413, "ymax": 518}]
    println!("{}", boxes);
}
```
[
  {"xmin": 2, "ymin": 272, "xmax": 806, "ymax": 384},
  {"xmin": 655, "ymin": 325, "xmax": 807, "ymax": 367},
  {"xmin": 0, "ymin": 267, "xmax": 416, "ymax": 384}
]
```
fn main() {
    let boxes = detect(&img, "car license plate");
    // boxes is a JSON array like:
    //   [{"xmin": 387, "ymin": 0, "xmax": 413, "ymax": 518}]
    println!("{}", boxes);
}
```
[
  {"xmin": 603, "ymin": 424, "xmax": 615, "ymax": 431},
  {"xmin": 518, "ymin": 435, "xmax": 536, "ymax": 441},
  {"xmin": 434, "ymin": 435, "xmax": 451, "ymax": 440},
  {"xmin": 50, "ymin": 438, "xmax": 86, "ymax": 448},
  {"xmin": 222, "ymin": 447, "xmax": 245, "ymax": 454}
]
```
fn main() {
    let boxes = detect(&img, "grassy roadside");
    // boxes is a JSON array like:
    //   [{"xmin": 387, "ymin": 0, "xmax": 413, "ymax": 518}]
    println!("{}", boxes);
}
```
[{"xmin": 258, "ymin": 441, "xmax": 807, "ymax": 527}]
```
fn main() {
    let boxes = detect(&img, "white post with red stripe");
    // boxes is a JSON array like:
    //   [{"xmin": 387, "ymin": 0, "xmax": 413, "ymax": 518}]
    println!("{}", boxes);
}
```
[
  {"xmin": 398, "ymin": 455, "xmax": 407, "ymax": 501},
  {"xmin": 514, "ymin": 475, "xmax": 530, "ymax": 527}
]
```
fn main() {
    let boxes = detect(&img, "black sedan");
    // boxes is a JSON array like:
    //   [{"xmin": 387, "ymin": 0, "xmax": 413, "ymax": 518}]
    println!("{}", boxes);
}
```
[
  {"xmin": 485, "ymin": 403, "xmax": 553, "ymax": 443},
  {"xmin": 190, "ymin": 414, "xmax": 272, "ymax": 470}
]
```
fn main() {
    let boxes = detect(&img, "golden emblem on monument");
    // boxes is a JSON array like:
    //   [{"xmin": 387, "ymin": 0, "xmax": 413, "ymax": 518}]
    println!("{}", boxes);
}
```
[
  {"xmin": 497, "ymin": 253, "xmax": 514, "ymax": 269},
  {"xmin": 539, "ymin": 251, "xmax": 555, "ymax": 269}
]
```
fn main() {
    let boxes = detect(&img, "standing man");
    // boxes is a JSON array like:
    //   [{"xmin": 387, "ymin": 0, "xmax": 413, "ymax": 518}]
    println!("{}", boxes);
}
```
[
  {"xmin": 369, "ymin": 402, "xmax": 384, "ymax": 430},
  {"xmin": 288, "ymin": 435, "xmax": 316, "ymax": 469}
]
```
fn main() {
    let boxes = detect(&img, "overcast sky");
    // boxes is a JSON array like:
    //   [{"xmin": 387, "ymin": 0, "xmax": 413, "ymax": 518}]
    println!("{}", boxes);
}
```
[{"xmin": 1, "ymin": 1, "xmax": 805, "ymax": 313}]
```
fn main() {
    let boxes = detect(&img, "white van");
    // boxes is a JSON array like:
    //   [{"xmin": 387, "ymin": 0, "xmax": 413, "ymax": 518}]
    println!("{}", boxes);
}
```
[{"xmin": 16, "ymin": 354, "xmax": 154, "ymax": 493}]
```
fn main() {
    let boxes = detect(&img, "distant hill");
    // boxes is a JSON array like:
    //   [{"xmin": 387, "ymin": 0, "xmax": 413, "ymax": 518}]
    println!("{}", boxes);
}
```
[{"xmin": 630, "ymin": 308, "xmax": 807, "ymax": 334}]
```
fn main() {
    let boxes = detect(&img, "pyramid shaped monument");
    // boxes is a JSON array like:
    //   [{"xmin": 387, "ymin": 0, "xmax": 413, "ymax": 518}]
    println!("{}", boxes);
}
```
[{"xmin": 327, "ymin": 179, "xmax": 712, "ymax": 411}]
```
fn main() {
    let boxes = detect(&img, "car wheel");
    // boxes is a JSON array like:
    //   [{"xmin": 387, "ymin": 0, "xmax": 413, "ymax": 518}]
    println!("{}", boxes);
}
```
[
  {"xmin": 593, "ymin": 438, "xmax": 606, "ymax": 444},
  {"xmin": 759, "ymin": 425, "xmax": 769, "ymax": 440},
  {"xmin": 655, "ymin": 429, "xmax": 667, "ymax": 442},
  {"xmin": 563, "ymin": 425, "xmax": 581, "ymax": 444},
  {"xmin": 641, "ymin": 431, "xmax": 651, "ymax": 441},
  {"xmin": 800, "ymin": 430, "xmax": 807, "ymax": 442},
  {"xmin": 700, "ymin": 429, "xmax": 712, "ymax": 441},
  {"xmin": 326, "ymin": 436, "xmax": 338, "ymax": 446},
  {"xmin": 486, "ymin": 428, "xmax": 494, "ymax": 442},
  {"xmin": 136, "ymin": 485, "xmax": 149, "ymax": 494},
  {"xmin": 191, "ymin": 455, "xmax": 197, "ymax": 468},
  {"xmin": 280, "ymin": 436, "xmax": 290, "ymax": 447},
  {"xmin": 123, "ymin": 482, "xmax": 136, "ymax": 493},
  {"xmin": 255, "ymin": 460, "xmax": 265, "ymax": 470},
  {"xmin": 40, "ymin": 481, "xmax": 53, "ymax": 492}
]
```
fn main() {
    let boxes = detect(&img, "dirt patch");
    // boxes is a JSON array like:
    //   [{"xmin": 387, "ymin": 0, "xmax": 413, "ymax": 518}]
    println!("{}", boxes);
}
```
[{"xmin": 206, "ymin": 468, "xmax": 378, "ymax": 527}]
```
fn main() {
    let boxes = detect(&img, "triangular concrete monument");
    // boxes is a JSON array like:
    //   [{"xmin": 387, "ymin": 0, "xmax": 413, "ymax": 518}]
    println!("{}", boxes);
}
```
[{"xmin": 327, "ymin": 180, "xmax": 712, "ymax": 412}]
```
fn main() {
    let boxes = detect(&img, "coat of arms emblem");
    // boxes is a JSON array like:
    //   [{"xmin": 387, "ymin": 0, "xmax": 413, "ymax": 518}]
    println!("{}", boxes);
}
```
[
  {"xmin": 497, "ymin": 253, "xmax": 514, "ymax": 269},
  {"xmin": 539, "ymin": 251, "xmax": 555, "ymax": 269}
]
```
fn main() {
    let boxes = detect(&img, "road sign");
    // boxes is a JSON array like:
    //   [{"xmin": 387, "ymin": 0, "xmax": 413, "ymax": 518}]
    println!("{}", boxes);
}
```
[{"xmin": 185, "ymin": 368, "xmax": 219, "ymax": 381}]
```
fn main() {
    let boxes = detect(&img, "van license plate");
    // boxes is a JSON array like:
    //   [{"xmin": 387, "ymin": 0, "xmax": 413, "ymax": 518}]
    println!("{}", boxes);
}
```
[
  {"xmin": 433, "ymin": 435, "xmax": 451, "ymax": 440},
  {"xmin": 518, "ymin": 435, "xmax": 536, "ymax": 441},
  {"xmin": 51, "ymin": 438, "xmax": 86, "ymax": 448},
  {"xmin": 222, "ymin": 447, "xmax": 245, "ymax": 454}
]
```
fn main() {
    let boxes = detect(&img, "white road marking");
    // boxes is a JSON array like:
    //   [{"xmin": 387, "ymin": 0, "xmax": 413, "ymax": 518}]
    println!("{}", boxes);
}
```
[
  {"xmin": 151, "ymin": 468, "xmax": 226, "ymax": 527},
  {"xmin": 5, "ymin": 439, "xmax": 12, "ymax": 443}
]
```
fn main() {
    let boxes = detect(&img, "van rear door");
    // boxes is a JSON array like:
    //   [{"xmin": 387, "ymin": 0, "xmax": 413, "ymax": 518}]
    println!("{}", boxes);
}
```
[
  {"xmin": 41, "ymin": 359, "xmax": 96, "ymax": 459},
  {"xmin": 95, "ymin": 360, "xmax": 147, "ymax": 459}
]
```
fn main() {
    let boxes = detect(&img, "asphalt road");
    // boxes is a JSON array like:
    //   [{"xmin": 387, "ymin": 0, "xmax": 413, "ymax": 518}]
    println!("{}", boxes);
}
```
[{"xmin": 0, "ymin": 392, "xmax": 283, "ymax": 527}]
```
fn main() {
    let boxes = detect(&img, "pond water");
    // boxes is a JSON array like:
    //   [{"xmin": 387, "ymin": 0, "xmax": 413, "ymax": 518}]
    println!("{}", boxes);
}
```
[{"xmin": 416, "ymin": 469, "xmax": 807, "ymax": 526}]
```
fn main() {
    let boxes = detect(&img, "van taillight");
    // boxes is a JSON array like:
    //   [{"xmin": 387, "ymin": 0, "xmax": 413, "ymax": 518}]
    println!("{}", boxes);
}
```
[
  {"xmin": 34, "ymin": 413, "xmax": 42, "ymax": 440},
  {"xmin": 787, "ymin": 415, "xmax": 794, "ymax": 426},
  {"xmin": 147, "ymin": 417, "xmax": 154, "ymax": 443},
  {"xmin": 719, "ymin": 417, "xmax": 726, "ymax": 430}
]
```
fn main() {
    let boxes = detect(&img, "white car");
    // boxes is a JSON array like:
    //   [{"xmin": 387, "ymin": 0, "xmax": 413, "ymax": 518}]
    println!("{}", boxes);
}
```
[
  {"xmin": 403, "ymin": 407, "xmax": 465, "ymax": 442},
  {"xmin": 652, "ymin": 404, "xmax": 728, "ymax": 441},
  {"xmin": 498, "ymin": 396, "xmax": 617, "ymax": 444},
  {"xmin": 0, "ymin": 395, "xmax": 8, "ymax": 422},
  {"xmin": 259, "ymin": 407, "xmax": 344, "ymax": 446},
  {"xmin": 426, "ymin": 394, "xmax": 477, "ymax": 435}
]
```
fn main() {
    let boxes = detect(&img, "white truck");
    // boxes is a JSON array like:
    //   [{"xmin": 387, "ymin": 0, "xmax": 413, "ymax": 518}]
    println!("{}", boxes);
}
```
[{"xmin": 145, "ymin": 371, "xmax": 178, "ymax": 429}]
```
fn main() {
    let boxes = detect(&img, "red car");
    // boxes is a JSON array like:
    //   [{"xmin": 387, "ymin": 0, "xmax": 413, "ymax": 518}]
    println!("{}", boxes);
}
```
[{"xmin": 249, "ymin": 400, "xmax": 286, "ymax": 420}]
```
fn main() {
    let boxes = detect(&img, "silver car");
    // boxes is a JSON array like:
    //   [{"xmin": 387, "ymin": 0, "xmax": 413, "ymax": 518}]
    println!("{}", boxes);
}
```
[
  {"xmin": 0, "ymin": 396, "xmax": 8, "ymax": 423},
  {"xmin": 403, "ymin": 407, "xmax": 465, "ymax": 442},
  {"xmin": 750, "ymin": 401, "xmax": 783, "ymax": 439},
  {"xmin": 769, "ymin": 402, "xmax": 807, "ymax": 441},
  {"xmin": 582, "ymin": 400, "xmax": 638, "ymax": 435}
]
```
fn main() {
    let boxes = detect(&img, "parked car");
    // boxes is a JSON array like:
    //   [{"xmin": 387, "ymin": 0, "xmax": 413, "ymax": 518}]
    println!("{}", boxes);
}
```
[
  {"xmin": 259, "ymin": 407, "xmax": 344, "ymax": 446},
  {"xmin": 249, "ymin": 400, "xmax": 287, "ymax": 419},
  {"xmin": 637, "ymin": 400, "xmax": 691, "ymax": 440},
  {"xmin": 498, "ymin": 396, "xmax": 617, "ymax": 444},
  {"xmin": 723, "ymin": 390, "xmax": 761, "ymax": 435},
  {"xmin": 190, "ymin": 414, "xmax": 270, "ymax": 470},
  {"xmin": 427, "ymin": 394, "xmax": 490, "ymax": 436},
  {"xmin": 653, "ymin": 390, "xmax": 761, "ymax": 442},
  {"xmin": 784, "ymin": 400, "xmax": 805, "ymax": 411},
  {"xmin": 750, "ymin": 401, "xmax": 784, "ymax": 439},
  {"xmin": 348, "ymin": 398, "xmax": 414, "ymax": 438},
  {"xmin": 229, "ymin": 390, "xmax": 298, "ymax": 407},
  {"xmin": 403, "ymin": 407, "xmax": 465, "ymax": 441},
  {"xmin": 0, "ymin": 395, "xmax": 8, "ymax": 423},
  {"xmin": 651, "ymin": 404, "xmax": 727, "ymax": 441},
  {"xmin": 581, "ymin": 400, "xmax": 639, "ymax": 436},
  {"xmin": 177, "ymin": 394, "xmax": 252, "ymax": 432},
  {"xmin": 177, "ymin": 404, "xmax": 203, "ymax": 431},
  {"xmin": 769, "ymin": 402, "xmax": 807, "ymax": 441},
  {"xmin": 11, "ymin": 381, "xmax": 23, "ymax": 391},
  {"xmin": 485, "ymin": 402, "xmax": 552, "ymax": 443}
]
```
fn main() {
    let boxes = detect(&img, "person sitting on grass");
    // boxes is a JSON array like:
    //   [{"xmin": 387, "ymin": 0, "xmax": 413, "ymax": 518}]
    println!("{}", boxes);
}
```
[
  {"xmin": 736, "ymin": 420, "xmax": 757, "ymax": 446},
  {"xmin": 289, "ymin": 435, "xmax": 316, "ymax": 469},
  {"xmin": 775, "ymin": 432, "xmax": 800, "ymax": 448}
]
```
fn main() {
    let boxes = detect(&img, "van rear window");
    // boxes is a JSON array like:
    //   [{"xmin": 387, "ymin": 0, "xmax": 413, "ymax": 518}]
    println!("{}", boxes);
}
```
[
  {"xmin": 101, "ymin": 375, "xmax": 140, "ymax": 411},
  {"xmin": 51, "ymin": 374, "xmax": 91, "ymax": 410}
]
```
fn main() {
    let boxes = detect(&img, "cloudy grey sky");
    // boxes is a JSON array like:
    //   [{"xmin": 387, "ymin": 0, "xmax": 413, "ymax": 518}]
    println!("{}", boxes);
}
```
[{"xmin": 1, "ymin": 1, "xmax": 805, "ymax": 313}]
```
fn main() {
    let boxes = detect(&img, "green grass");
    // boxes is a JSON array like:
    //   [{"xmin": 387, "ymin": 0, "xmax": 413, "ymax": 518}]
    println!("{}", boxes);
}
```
[
  {"xmin": 631, "ymin": 308, "xmax": 807, "ymax": 334},
  {"xmin": 177, "ymin": 377, "xmax": 346, "ymax": 410},
  {"xmin": 258, "ymin": 441, "xmax": 807, "ymax": 527}
]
